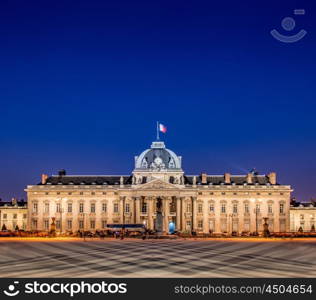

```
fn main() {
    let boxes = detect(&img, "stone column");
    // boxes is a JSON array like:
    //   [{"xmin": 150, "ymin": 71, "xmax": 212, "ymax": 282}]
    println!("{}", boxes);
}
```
[
  {"xmin": 203, "ymin": 199, "xmax": 208, "ymax": 233},
  {"xmin": 192, "ymin": 197, "xmax": 197, "ymax": 231},
  {"xmin": 135, "ymin": 197, "xmax": 141, "ymax": 223},
  {"xmin": 176, "ymin": 197, "xmax": 181, "ymax": 231},
  {"xmin": 163, "ymin": 197, "xmax": 169, "ymax": 233},
  {"xmin": 181, "ymin": 197, "xmax": 186, "ymax": 230},
  {"xmin": 148, "ymin": 197, "xmax": 153, "ymax": 230},
  {"xmin": 119, "ymin": 196, "xmax": 124, "ymax": 224}
]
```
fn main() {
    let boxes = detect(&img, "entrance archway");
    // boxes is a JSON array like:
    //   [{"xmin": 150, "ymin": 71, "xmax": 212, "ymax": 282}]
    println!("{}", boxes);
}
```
[{"xmin": 169, "ymin": 222, "xmax": 175, "ymax": 234}]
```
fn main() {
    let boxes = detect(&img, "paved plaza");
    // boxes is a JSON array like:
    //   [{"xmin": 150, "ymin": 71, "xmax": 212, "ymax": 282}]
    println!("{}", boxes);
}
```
[{"xmin": 0, "ymin": 239, "xmax": 315, "ymax": 278}]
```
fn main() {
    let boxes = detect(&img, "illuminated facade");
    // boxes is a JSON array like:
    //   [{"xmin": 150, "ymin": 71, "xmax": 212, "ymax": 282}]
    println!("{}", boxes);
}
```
[
  {"xmin": 0, "ymin": 199, "xmax": 27, "ymax": 230},
  {"xmin": 26, "ymin": 140, "xmax": 292, "ymax": 234},
  {"xmin": 290, "ymin": 201, "xmax": 316, "ymax": 232}
]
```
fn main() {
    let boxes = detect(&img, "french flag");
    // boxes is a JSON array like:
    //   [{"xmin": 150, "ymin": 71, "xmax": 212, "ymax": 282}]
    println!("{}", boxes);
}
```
[{"xmin": 159, "ymin": 123, "xmax": 167, "ymax": 133}]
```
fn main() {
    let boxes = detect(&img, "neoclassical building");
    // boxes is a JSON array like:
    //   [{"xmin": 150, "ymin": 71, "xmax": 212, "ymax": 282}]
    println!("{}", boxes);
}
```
[
  {"xmin": 0, "ymin": 198, "xmax": 27, "ymax": 231},
  {"xmin": 26, "ymin": 140, "xmax": 292, "ymax": 234},
  {"xmin": 290, "ymin": 200, "xmax": 316, "ymax": 232}
]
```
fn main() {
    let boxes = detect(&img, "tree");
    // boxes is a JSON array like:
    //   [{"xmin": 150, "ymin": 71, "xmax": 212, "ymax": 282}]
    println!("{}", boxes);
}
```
[
  {"xmin": 15, "ymin": 225, "xmax": 19, "ymax": 231},
  {"xmin": 1, "ymin": 223, "xmax": 7, "ymax": 231}
]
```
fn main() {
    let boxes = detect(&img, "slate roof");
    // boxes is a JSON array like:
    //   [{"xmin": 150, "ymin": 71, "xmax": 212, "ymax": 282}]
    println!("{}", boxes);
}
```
[
  {"xmin": 291, "ymin": 201, "xmax": 316, "ymax": 208},
  {"xmin": 39, "ymin": 174, "xmax": 274, "ymax": 186},
  {"xmin": 39, "ymin": 175, "xmax": 133, "ymax": 186},
  {"xmin": 184, "ymin": 175, "xmax": 274, "ymax": 185},
  {"xmin": 0, "ymin": 200, "xmax": 27, "ymax": 207}
]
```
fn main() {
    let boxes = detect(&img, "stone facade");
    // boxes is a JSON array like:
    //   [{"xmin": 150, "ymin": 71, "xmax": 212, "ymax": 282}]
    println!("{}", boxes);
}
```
[
  {"xmin": 25, "ymin": 140, "xmax": 292, "ymax": 234},
  {"xmin": 290, "ymin": 201, "xmax": 316, "ymax": 232},
  {"xmin": 0, "ymin": 199, "xmax": 27, "ymax": 230}
]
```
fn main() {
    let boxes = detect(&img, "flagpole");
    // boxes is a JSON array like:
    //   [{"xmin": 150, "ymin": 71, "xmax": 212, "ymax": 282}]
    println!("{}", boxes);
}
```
[{"xmin": 156, "ymin": 121, "xmax": 159, "ymax": 141}]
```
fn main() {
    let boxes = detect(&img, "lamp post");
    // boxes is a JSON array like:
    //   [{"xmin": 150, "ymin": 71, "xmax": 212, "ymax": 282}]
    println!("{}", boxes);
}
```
[
  {"xmin": 251, "ymin": 199, "xmax": 261, "ymax": 236},
  {"xmin": 83, "ymin": 212, "xmax": 86, "ymax": 241},
  {"xmin": 254, "ymin": 207, "xmax": 258, "ymax": 235},
  {"xmin": 229, "ymin": 214, "xmax": 233, "ymax": 236}
]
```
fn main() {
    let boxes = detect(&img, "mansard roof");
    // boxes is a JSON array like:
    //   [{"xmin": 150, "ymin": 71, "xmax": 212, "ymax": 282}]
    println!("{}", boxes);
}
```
[
  {"xmin": 291, "ymin": 201, "xmax": 316, "ymax": 208},
  {"xmin": 0, "ymin": 200, "xmax": 27, "ymax": 207},
  {"xmin": 39, "ymin": 175, "xmax": 133, "ymax": 186},
  {"xmin": 184, "ymin": 175, "xmax": 275, "ymax": 185},
  {"xmin": 39, "ymin": 174, "xmax": 274, "ymax": 186}
]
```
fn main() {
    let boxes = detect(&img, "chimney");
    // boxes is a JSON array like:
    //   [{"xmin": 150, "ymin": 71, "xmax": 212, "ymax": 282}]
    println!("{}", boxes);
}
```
[
  {"xmin": 224, "ymin": 173, "xmax": 231, "ymax": 184},
  {"xmin": 11, "ymin": 197, "xmax": 17, "ymax": 206},
  {"xmin": 246, "ymin": 173, "xmax": 252, "ymax": 184},
  {"xmin": 201, "ymin": 173, "xmax": 207, "ymax": 184},
  {"xmin": 58, "ymin": 169, "xmax": 66, "ymax": 176},
  {"xmin": 41, "ymin": 174, "xmax": 48, "ymax": 184},
  {"xmin": 268, "ymin": 172, "xmax": 277, "ymax": 185}
]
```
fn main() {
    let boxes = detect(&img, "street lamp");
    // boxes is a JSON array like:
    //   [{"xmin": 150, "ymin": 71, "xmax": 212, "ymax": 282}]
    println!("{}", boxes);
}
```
[
  {"xmin": 251, "ymin": 199, "xmax": 261, "ymax": 236},
  {"xmin": 229, "ymin": 214, "xmax": 233, "ymax": 235}
]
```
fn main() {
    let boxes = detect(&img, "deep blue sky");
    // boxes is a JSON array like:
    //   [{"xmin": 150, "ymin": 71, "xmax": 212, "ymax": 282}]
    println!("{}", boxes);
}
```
[{"xmin": 0, "ymin": 0, "xmax": 315, "ymax": 201}]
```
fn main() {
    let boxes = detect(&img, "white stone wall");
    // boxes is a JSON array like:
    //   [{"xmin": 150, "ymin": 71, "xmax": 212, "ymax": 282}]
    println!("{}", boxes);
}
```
[
  {"xmin": 290, "ymin": 207, "xmax": 316, "ymax": 232},
  {"xmin": 25, "ymin": 182, "xmax": 292, "ymax": 234},
  {"xmin": 0, "ymin": 207, "xmax": 27, "ymax": 230}
]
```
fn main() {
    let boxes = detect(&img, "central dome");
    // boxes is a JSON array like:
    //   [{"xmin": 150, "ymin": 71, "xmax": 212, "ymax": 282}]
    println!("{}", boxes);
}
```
[{"xmin": 134, "ymin": 141, "xmax": 182, "ymax": 171}]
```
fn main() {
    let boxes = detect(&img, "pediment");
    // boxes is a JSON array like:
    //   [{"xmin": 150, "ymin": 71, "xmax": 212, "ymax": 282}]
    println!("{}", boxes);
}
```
[{"xmin": 135, "ymin": 179, "xmax": 182, "ymax": 190}]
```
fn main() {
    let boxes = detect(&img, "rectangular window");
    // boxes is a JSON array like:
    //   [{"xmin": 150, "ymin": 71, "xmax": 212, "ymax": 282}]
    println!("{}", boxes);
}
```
[
  {"xmin": 280, "ymin": 203, "xmax": 284, "ymax": 214},
  {"xmin": 67, "ymin": 219, "xmax": 72, "ymax": 230},
  {"xmin": 13, "ymin": 214, "xmax": 17, "ymax": 219},
  {"xmin": 125, "ymin": 203, "xmax": 130, "ymax": 213},
  {"xmin": 68, "ymin": 203, "xmax": 72, "ymax": 213},
  {"xmin": 280, "ymin": 219, "xmax": 286, "ymax": 232},
  {"xmin": 233, "ymin": 203, "xmax": 238, "ymax": 214},
  {"xmin": 90, "ymin": 203, "xmax": 95, "ymax": 213},
  {"xmin": 3, "ymin": 214, "xmax": 7, "ymax": 219},
  {"xmin": 23, "ymin": 214, "xmax": 27, "ymax": 219},
  {"xmin": 244, "ymin": 220, "xmax": 250, "ymax": 231},
  {"xmin": 33, "ymin": 203, "xmax": 38, "ymax": 213},
  {"xmin": 221, "ymin": 220, "xmax": 227, "ymax": 232},
  {"xmin": 268, "ymin": 219, "xmax": 274, "ymax": 231},
  {"xmin": 209, "ymin": 220, "xmax": 215, "ymax": 231},
  {"xmin": 79, "ymin": 220, "xmax": 84, "ymax": 229},
  {"xmin": 232, "ymin": 220, "xmax": 238, "ymax": 232},
  {"xmin": 90, "ymin": 220, "xmax": 95, "ymax": 229},
  {"xmin": 186, "ymin": 203, "xmax": 191, "ymax": 213},
  {"xmin": 113, "ymin": 203, "xmax": 119, "ymax": 213},
  {"xmin": 186, "ymin": 221, "xmax": 191, "ymax": 230},
  {"xmin": 198, "ymin": 220, "xmax": 203, "ymax": 229},
  {"xmin": 102, "ymin": 220, "xmax": 107, "ymax": 228},
  {"xmin": 79, "ymin": 203, "xmax": 84, "ymax": 213},
  {"xmin": 102, "ymin": 203, "xmax": 107, "ymax": 212},
  {"xmin": 141, "ymin": 202, "xmax": 147, "ymax": 213},
  {"xmin": 56, "ymin": 203, "xmax": 61, "ymax": 213},
  {"xmin": 198, "ymin": 203, "xmax": 203, "ymax": 213},
  {"xmin": 244, "ymin": 203, "xmax": 249, "ymax": 213},
  {"xmin": 256, "ymin": 204, "xmax": 260, "ymax": 213},
  {"xmin": 268, "ymin": 204, "xmax": 273, "ymax": 214},
  {"xmin": 209, "ymin": 203, "xmax": 214, "ymax": 212},
  {"xmin": 169, "ymin": 200, "xmax": 176, "ymax": 213},
  {"xmin": 32, "ymin": 219, "xmax": 37, "ymax": 230},
  {"xmin": 56, "ymin": 220, "xmax": 60, "ymax": 229},
  {"xmin": 221, "ymin": 204, "xmax": 226, "ymax": 213},
  {"xmin": 44, "ymin": 203, "xmax": 49, "ymax": 213},
  {"xmin": 44, "ymin": 219, "xmax": 49, "ymax": 230}
]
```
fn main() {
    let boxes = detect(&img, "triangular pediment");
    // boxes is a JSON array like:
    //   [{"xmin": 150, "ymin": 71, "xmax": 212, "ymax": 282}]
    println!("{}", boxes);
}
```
[{"xmin": 135, "ymin": 178, "xmax": 182, "ymax": 190}]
